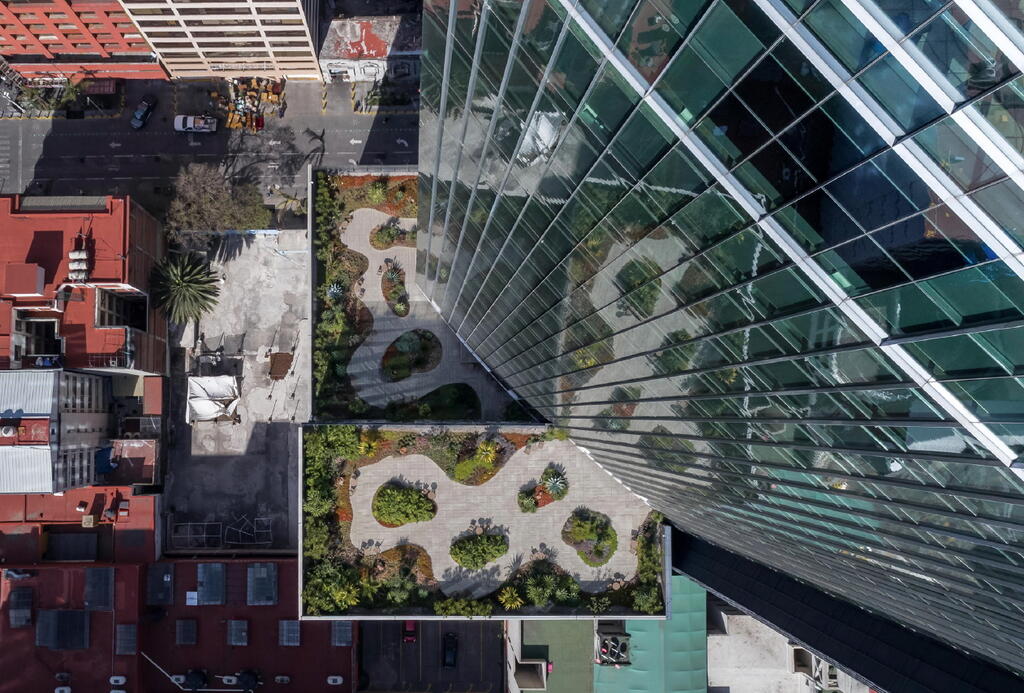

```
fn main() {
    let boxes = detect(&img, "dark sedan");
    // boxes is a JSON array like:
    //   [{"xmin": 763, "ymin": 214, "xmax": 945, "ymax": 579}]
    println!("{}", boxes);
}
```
[{"xmin": 130, "ymin": 94, "xmax": 157, "ymax": 129}]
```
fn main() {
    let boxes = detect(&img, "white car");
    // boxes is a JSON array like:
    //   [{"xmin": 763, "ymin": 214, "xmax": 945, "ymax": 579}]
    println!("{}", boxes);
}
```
[{"xmin": 173, "ymin": 115, "xmax": 217, "ymax": 133}]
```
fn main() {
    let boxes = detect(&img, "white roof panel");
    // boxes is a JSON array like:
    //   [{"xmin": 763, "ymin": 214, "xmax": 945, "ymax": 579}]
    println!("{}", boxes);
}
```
[
  {"xmin": 0, "ymin": 370, "xmax": 57, "ymax": 417},
  {"xmin": 0, "ymin": 445, "xmax": 54, "ymax": 493}
]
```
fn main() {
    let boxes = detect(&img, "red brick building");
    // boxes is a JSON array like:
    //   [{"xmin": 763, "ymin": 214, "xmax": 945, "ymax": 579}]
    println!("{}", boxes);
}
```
[
  {"xmin": 0, "ymin": 0, "xmax": 166, "ymax": 81},
  {"xmin": 0, "ymin": 195, "xmax": 167, "ymax": 375}
]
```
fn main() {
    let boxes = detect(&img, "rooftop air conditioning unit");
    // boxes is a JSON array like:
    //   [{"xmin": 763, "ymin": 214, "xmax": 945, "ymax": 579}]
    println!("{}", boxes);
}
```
[
  {"xmin": 109, "ymin": 677, "xmax": 127, "ymax": 685},
  {"xmin": 0, "ymin": 426, "xmax": 15, "ymax": 438},
  {"xmin": 327, "ymin": 676, "xmax": 345, "ymax": 686}
]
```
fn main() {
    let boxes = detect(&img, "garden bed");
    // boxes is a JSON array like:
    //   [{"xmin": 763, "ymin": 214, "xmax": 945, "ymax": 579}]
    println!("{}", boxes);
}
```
[
  {"xmin": 336, "ymin": 174, "xmax": 418, "ymax": 218},
  {"xmin": 562, "ymin": 508, "xmax": 618, "ymax": 567},
  {"xmin": 518, "ymin": 466, "xmax": 569, "ymax": 513},
  {"xmin": 312, "ymin": 172, "xmax": 375, "ymax": 419},
  {"xmin": 382, "ymin": 264, "xmax": 409, "ymax": 317},
  {"xmin": 371, "ymin": 483, "xmax": 437, "ymax": 527},
  {"xmin": 370, "ymin": 222, "xmax": 417, "ymax": 250},
  {"xmin": 382, "ymin": 329, "xmax": 442, "ymax": 381}
]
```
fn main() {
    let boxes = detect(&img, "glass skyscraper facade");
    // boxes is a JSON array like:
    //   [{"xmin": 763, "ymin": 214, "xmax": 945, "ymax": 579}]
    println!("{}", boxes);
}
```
[{"xmin": 417, "ymin": 0, "xmax": 1024, "ymax": 673}]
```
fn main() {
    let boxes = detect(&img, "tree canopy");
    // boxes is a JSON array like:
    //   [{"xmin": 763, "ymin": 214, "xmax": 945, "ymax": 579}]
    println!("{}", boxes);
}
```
[{"xmin": 166, "ymin": 163, "xmax": 271, "ymax": 236}]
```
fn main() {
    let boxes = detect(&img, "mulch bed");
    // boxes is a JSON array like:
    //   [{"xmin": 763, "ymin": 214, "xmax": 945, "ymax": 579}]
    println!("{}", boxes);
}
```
[
  {"xmin": 336, "ymin": 174, "xmax": 418, "ymax": 218},
  {"xmin": 534, "ymin": 486, "xmax": 555, "ymax": 508},
  {"xmin": 381, "ymin": 268, "xmax": 408, "ymax": 317}
]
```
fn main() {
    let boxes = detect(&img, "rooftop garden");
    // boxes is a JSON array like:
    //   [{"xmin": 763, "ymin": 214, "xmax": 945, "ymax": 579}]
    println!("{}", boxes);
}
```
[
  {"xmin": 311, "ymin": 173, "xmax": 479, "ymax": 421},
  {"xmin": 301, "ymin": 425, "xmax": 665, "ymax": 618}
]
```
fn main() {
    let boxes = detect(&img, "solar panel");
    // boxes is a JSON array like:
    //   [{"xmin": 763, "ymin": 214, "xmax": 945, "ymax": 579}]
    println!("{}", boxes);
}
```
[
  {"xmin": 115, "ymin": 624, "xmax": 137, "ymax": 655},
  {"xmin": 246, "ymin": 562, "xmax": 278, "ymax": 606},
  {"xmin": 278, "ymin": 620, "xmax": 300, "ymax": 647},
  {"xmin": 84, "ymin": 567, "xmax": 114, "ymax": 611},
  {"xmin": 146, "ymin": 563, "xmax": 174, "ymax": 606},
  {"xmin": 227, "ymin": 619, "xmax": 248, "ymax": 646},
  {"xmin": 8, "ymin": 587, "xmax": 32, "ymax": 628},
  {"xmin": 331, "ymin": 621, "xmax": 353, "ymax": 647},
  {"xmin": 176, "ymin": 619, "xmax": 197, "ymax": 646},
  {"xmin": 197, "ymin": 563, "xmax": 225, "ymax": 605}
]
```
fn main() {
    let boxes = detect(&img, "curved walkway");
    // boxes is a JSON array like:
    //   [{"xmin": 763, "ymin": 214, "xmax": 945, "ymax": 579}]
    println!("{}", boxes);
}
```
[
  {"xmin": 349, "ymin": 439, "xmax": 651, "ymax": 598},
  {"xmin": 341, "ymin": 208, "xmax": 511, "ymax": 419}
]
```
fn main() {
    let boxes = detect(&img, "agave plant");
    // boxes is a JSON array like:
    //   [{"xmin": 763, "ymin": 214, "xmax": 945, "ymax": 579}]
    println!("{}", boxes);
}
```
[
  {"xmin": 150, "ymin": 253, "xmax": 220, "ymax": 325},
  {"xmin": 543, "ymin": 472, "xmax": 568, "ymax": 500},
  {"xmin": 384, "ymin": 268, "xmax": 403, "ymax": 283},
  {"xmin": 326, "ymin": 282, "xmax": 344, "ymax": 301}
]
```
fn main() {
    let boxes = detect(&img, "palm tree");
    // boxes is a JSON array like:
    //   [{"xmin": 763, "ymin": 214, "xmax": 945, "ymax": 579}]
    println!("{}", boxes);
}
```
[{"xmin": 150, "ymin": 253, "xmax": 221, "ymax": 325}]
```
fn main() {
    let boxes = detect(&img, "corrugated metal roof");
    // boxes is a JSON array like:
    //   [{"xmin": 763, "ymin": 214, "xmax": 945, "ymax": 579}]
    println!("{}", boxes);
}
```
[
  {"xmin": 331, "ymin": 621, "xmax": 353, "ymax": 647},
  {"xmin": 197, "ymin": 563, "xmax": 225, "ymax": 605},
  {"xmin": 246, "ymin": 562, "xmax": 277, "ymax": 606},
  {"xmin": 146, "ymin": 563, "xmax": 174, "ymax": 606},
  {"xmin": 0, "ymin": 445, "xmax": 53, "ymax": 493},
  {"xmin": 115, "ymin": 623, "xmax": 137, "ymax": 655},
  {"xmin": 84, "ymin": 567, "xmax": 114, "ymax": 611},
  {"xmin": 0, "ymin": 370, "xmax": 57, "ymax": 417}
]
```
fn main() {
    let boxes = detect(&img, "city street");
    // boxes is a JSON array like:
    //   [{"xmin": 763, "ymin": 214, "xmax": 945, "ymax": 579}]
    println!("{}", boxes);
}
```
[{"xmin": 0, "ymin": 79, "xmax": 418, "ymax": 215}]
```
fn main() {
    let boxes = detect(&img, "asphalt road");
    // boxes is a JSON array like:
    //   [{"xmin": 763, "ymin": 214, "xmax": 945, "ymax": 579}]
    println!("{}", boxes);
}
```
[
  {"xmin": 360, "ymin": 620, "xmax": 505, "ymax": 692},
  {"xmin": 0, "ymin": 78, "xmax": 419, "ymax": 215}
]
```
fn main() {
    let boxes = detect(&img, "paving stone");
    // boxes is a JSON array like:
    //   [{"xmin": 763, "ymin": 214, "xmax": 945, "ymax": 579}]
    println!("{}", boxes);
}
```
[{"xmin": 348, "ymin": 439, "xmax": 651, "ymax": 598}]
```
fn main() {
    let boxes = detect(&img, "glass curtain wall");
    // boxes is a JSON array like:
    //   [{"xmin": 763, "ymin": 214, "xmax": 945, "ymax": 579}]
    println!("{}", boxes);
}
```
[{"xmin": 418, "ymin": 0, "xmax": 1024, "ymax": 672}]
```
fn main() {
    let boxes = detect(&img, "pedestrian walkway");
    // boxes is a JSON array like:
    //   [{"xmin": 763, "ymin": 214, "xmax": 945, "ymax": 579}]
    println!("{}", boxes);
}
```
[
  {"xmin": 348, "ymin": 439, "xmax": 652, "ymax": 599},
  {"xmin": 341, "ymin": 207, "xmax": 513, "ymax": 419}
]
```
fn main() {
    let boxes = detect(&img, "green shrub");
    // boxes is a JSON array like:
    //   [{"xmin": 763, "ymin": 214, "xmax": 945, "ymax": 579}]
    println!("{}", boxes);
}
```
[
  {"xmin": 449, "ymin": 533, "xmax": 509, "ymax": 570},
  {"xmin": 524, "ymin": 574, "xmax": 556, "ymax": 607},
  {"xmin": 302, "ymin": 517, "xmax": 331, "ymax": 561},
  {"xmin": 303, "ymin": 561, "xmax": 361, "ymax": 615},
  {"xmin": 453, "ymin": 440, "xmax": 500, "ymax": 482},
  {"xmin": 498, "ymin": 585, "xmax": 525, "ymax": 610},
  {"xmin": 371, "ymin": 485, "xmax": 436, "ymax": 526},
  {"xmin": 539, "ymin": 467, "xmax": 568, "ymax": 500},
  {"xmin": 367, "ymin": 180, "xmax": 388, "ymax": 206},
  {"xmin": 553, "ymin": 575, "xmax": 581, "ymax": 606},
  {"xmin": 587, "ymin": 595, "xmax": 611, "ymax": 614},
  {"xmin": 303, "ymin": 486, "xmax": 336, "ymax": 517},
  {"xmin": 517, "ymin": 490, "xmax": 538, "ymax": 513},
  {"xmin": 434, "ymin": 597, "xmax": 493, "ymax": 616},
  {"xmin": 563, "ymin": 509, "xmax": 618, "ymax": 567},
  {"xmin": 632, "ymin": 585, "xmax": 663, "ymax": 614}
]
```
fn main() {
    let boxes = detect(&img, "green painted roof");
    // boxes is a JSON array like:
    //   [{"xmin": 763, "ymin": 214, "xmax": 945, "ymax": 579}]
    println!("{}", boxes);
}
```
[
  {"xmin": 521, "ymin": 620, "xmax": 594, "ymax": 693},
  {"xmin": 594, "ymin": 576, "xmax": 707, "ymax": 693}
]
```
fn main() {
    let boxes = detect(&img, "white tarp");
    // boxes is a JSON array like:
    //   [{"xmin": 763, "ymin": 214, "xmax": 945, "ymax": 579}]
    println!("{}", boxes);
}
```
[{"xmin": 186, "ymin": 376, "xmax": 240, "ymax": 423}]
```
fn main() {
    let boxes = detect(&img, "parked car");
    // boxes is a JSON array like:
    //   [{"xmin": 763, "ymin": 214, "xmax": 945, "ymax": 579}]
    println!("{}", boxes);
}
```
[
  {"xmin": 402, "ymin": 621, "xmax": 417, "ymax": 643},
  {"xmin": 442, "ymin": 632, "xmax": 458, "ymax": 668},
  {"xmin": 173, "ymin": 115, "xmax": 217, "ymax": 133},
  {"xmin": 129, "ymin": 94, "xmax": 157, "ymax": 129}
]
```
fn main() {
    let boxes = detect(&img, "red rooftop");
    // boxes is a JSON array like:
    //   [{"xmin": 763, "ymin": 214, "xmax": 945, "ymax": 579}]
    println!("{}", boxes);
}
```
[{"xmin": 0, "ymin": 195, "xmax": 166, "ymax": 374}]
